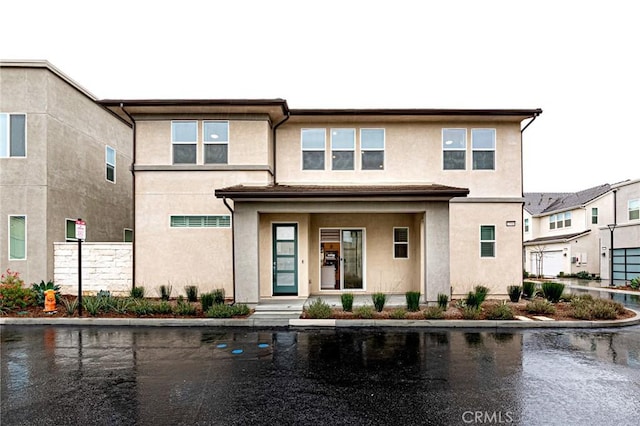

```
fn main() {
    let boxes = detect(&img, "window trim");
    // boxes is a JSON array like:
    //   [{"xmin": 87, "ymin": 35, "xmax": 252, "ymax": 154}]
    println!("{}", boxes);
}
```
[
  {"xmin": 471, "ymin": 128, "xmax": 496, "ymax": 171},
  {"xmin": 171, "ymin": 120, "xmax": 198, "ymax": 164},
  {"xmin": 0, "ymin": 113, "xmax": 27, "ymax": 158},
  {"xmin": 480, "ymin": 225, "xmax": 496, "ymax": 258},
  {"xmin": 169, "ymin": 215, "xmax": 231, "ymax": 228},
  {"xmin": 442, "ymin": 128, "xmax": 467, "ymax": 170},
  {"xmin": 301, "ymin": 128, "xmax": 326, "ymax": 171},
  {"xmin": 393, "ymin": 227, "xmax": 409, "ymax": 259},
  {"xmin": 330, "ymin": 128, "xmax": 356, "ymax": 171},
  {"xmin": 360, "ymin": 128, "xmax": 385, "ymax": 170},
  {"xmin": 629, "ymin": 199, "xmax": 640, "ymax": 221},
  {"xmin": 105, "ymin": 145, "xmax": 116, "ymax": 183},
  {"xmin": 8, "ymin": 215, "xmax": 27, "ymax": 260},
  {"xmin": 203, "ymin": 120, "xmax": 229, "ymax": 164}
]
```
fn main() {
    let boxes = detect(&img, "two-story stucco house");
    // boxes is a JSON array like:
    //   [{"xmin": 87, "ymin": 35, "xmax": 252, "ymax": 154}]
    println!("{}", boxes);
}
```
[
  {"xmin": 0, "ymin": 61, "xmax": 133, "ymax": 285},
  {"xmin": 599, "ymin": 178, "xmax": 640, "ymax": 285},
  {"xmin": 523, "ymin": 184, "xmax": 613, "ymax": 278},
  {"xmin": 102, "ymin": 99, "xmax": 541, "ymax": 305}
]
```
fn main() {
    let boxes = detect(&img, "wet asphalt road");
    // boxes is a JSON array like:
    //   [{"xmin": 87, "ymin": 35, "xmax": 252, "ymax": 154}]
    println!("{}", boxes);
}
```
[{"xmin": 2, "ymin": 323, "xmax": 640, "ymax": 426}]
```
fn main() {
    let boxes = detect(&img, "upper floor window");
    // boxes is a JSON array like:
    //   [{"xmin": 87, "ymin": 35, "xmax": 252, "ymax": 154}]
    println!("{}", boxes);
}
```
[
  {"xmin": 9, "ymin": 215, "xmax": 26, "ymax": 260},
  {"xmin": 361, "ymin": 129, "xmax": 384, "ymax": 170},
  {"xmin": 0, "ymin": 113, "xmax": 26, "ymax": 158},
  {"xmin": 442, "ymin": 128, "xmax": 466, "ymax": 170},
  {"xmin": 480, "ymin": 225, "xmax": 495, "ymax": 257},
  {"xmin": 301, "ymin": 128, "xmax": 325, "ymax": 170},
  {"xmin": 550, "ymin": 212, "xmax": 571, "ymax": 229},
  {"xmin": 171, "ymin": 121, "xmax": 197, "ymax": 164},
  {"xmin": 524, "ymin": 218, "xmax": 530, "ymax": 233},
  {"xmin": 203, "ymin": 121, "xmax": 229, "ymax": 164},
  {"xmin": 393, "ymin": 227, "xmax": 409, "ymax": 259},
  {"xmin": 170, "ymin": 215, "xmax": 231, "ymax": 228},
  {"xmin": 472, "ymin": 128, "xmax": 495, "ymax": 170},
  {"xmin": 331, "ymin": 129, "xmax": 355, "ymax": 170},
  {"xmin": 591, "ymin": 207, "xmax": 598, "ymax": 224},
  {"xmin": 629, "ymin": 199, "xmax": 640, "ymax": 221},
  {"xmin": 106, "ymin": 146, "xmax": 116, "ymax": 183}
]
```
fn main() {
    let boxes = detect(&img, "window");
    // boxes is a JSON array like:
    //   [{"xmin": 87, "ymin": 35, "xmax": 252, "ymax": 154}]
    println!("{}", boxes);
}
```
[
  {"xmin": 124, "ymin": 229, "xmax": 133, "ymax": 242},
  {"xmin": 331, "ymin": 129, "xmax": 355, "ymax": 170},
  {"xmin": 9, "ymin": 215, "xmax": 26, "ymax": 260},
  {"xmin": 170, "ymin": 215, "xmax": 231, "ymax": 228},
  {"xmin": 442, "ymin": 128, "xmax": 466, "ymax": 170},
  {"xmin": 301, "ymin": 128, "xmax": 325, "ymax": 170},
  {"xmin": 65, "ymin": 219, "xmax": 77, "ymax": 241},
  {"xmin": 171, "ymin": 121, "xmax": 197, "ymax": 164},
  {"xmin": 106, "ymin": 146, "xmax": 116, "ymax": 183},
  {"xmin": 472, "ymin": 128, "xmax": 495, "ymax": 170},
  {"xmin": 393, "ymin": 227, "xmax": 409, "ymax": 259},
  {"xmin": 361, "ymin": 129, "xmax": 384, "ymax": 170},
  {"xmin": 480, "ymin": 225, "xmax": 495, "ymax": 257},
  {"xmin": 524, "ymin": 218, "xmax": 529, "ymax": 233},
  {"xmin": 629, "ymin": 199, "xmax": 640, "ymax": 221},
  {"xmin": 591, "ymin": 207, "xmax": 598, "ymax": 224},
  {"xmin": 550, "ymin": 212, "xmax": 571, "ymax": 229},
  {"xmin": 204, "ymin": 121, "xmax": 228, "ymax": 164},
  {"xmin": 564, "ymin": 212, "xmax": 571, "ymax": 227},
  {"xmin": 0, "ymin": 113, "xmax": 26, "ymax": 158}
]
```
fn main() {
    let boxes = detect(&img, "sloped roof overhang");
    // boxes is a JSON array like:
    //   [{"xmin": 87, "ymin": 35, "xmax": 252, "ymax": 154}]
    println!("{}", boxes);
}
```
[{"xmin": 523, "ymin": 230, "xmax": 591, "ymax": 246}]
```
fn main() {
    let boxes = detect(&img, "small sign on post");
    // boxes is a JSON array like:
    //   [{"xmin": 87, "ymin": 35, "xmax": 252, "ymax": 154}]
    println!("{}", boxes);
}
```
[{"xmin": 76, "ymin": 219, "xmax": 85, "ymax": 316}]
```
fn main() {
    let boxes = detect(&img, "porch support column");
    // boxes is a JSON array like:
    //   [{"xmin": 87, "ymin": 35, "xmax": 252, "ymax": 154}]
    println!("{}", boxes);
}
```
[
  {"xmin": 424, "ymin": 202, "xmax": 451, "ymax": 303},
  {"xmin": 233, "ymin": 204, "xmax": 260, "ymax": 305}
]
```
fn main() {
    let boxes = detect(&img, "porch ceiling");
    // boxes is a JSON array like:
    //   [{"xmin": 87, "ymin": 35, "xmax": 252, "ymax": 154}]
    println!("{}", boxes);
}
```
[{"xmin": 215, "ymin": 184, "xmax": 469, "ymax": 200}]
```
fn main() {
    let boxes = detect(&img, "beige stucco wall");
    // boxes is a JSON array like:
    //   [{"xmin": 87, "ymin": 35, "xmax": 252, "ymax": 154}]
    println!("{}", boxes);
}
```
[
  {"xmin": 275, "ymin": 122, "xmax": 522, "ymax": 197},
  {"xmin": 450, "ymin": 201, "xmax": 523, "ymax": 297}
]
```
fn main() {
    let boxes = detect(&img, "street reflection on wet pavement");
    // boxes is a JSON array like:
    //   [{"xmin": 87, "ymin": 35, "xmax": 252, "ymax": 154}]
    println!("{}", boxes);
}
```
[{"xmin": 2, "ymin": 324, "xmax": 640, "ymax": 425}]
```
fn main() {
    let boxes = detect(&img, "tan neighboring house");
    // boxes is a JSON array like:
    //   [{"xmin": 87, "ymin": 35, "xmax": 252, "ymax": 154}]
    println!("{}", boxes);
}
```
[
  {"xmin": 599, "ymin": 179, "xmax": 640, "ymax": 285},
  {"xmin": 0, "ymin": 61, "xmax": 133, "ymax": 285},
  {"xmin": 102, "ymin": 99, "xmax": 541, "ymax": 304},
  {"xmin": 523, "ymin": 184, "xmax": 613, "ymax": 278}
]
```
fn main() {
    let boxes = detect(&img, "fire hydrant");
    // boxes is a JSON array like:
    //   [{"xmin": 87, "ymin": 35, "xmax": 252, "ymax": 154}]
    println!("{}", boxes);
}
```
[{"xmin": 44, "ymin": 289, "xmax": 57, "ymax": 313}]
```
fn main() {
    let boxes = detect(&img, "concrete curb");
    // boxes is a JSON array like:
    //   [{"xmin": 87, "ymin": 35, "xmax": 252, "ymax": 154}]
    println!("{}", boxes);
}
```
[{"xmin": 2, "ymin": 309, "xmax": 639, "ymax": 329}]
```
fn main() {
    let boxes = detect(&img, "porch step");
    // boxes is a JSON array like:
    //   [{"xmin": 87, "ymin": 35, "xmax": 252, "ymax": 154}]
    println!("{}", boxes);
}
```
[{"xmin": 254, "ymin": 300, "xmax": 306, "ymax": 312}]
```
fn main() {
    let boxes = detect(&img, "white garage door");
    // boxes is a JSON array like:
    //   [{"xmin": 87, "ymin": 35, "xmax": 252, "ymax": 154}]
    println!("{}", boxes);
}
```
[{"xmin": 530, "ymin": 251, "xmax": 564, "ymax": 278}]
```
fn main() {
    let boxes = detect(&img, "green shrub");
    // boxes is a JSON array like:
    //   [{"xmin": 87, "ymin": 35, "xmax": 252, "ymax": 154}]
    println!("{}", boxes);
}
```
[
  {"xmin": 465, "ymin": 292, "xmax": 481, "ymax": 309},
  {"xmin": 82, "ymin": 296, "xmax": 103, "ymax": 316},
  {"xmin": 110, "ymin": 297, "xmax": 133, "ymax": 314},
  {"xmin": 570, "ymin": 297, "xmax": 624, "ymax": 320},
  {"xmin": 306, "ymin": 298, "xmax": 332, "ymax": 319},
  {"xmin": 0, "ymin": 269, "xmax": 36, "ymax": 314},
  {"xmin": 522, "ymin": 281, "xmax": 536, "ymax": 298},
  {"xmin": 205, "ymin": 304, "xmax": 235, "ymax": 318},
  {"xmin": 341, "ymin": 292, "xmax": 354, "ymax": 312},
  {"xmin": 201, "ymin": 292, "xmax": 215, "ymax": 312},
  {"xmin": 372, "ymin": 293, "xmax": 386, "ymax": 312},
  {"xmin": 474, "ymin": 286, "xmax": 489, "ymax": 304},
  {"xmin": 630, "ymin": 277, "xmax": 640, "ymax": 290},
  {"xmin": 355, "ymin": 305, "xmax": 374, "ymax": 319},
  {"xmin": 437, "ymin": 293, "xmax": 449, "ymax": 310},
  {"xmin": 61, "ymin": 297, "xmax": 78, "ymax": 316},
  {"xmin": 152, "ymin": 300, "xmax": 173, "ymax": 314},
  {"xmin": 130, "ymin": 286, "xmax": 145, "ymax": 299},
  {"xmin": 542, "ymin": 282, "xmax": 565, "ymax": 303},
  {"xmin": 485, "ymin": 302, "xmax": 514, "ymax": 320},
  {"xmin": 31, "ymin": 280, "xmax": 61, "ymax": 306},
  {"xmin": 525, "ymin": 299, "xmax": 556, "ymax": 315},
  {"xmin": 231, "ymin": 304, "xmax": 250, "ymax": 316},
  {"xmin": 174, "ymin": 300, "xmax": 196, "ymax": 316},
  {"xmin": 96, "ymin": 291, "xmax": 113, "ymax": 312},
  {"xmin": 212, "ymin": 288, "xmax": 225, "ymax": 305},
  {"xmin": 576, "ymin": 271, "xmax": 591, "ymax": 280},
  {"xmin": 390, "ymin": 308, "xmax": 406, "ymax": 319},
  {"xmin": 131, "ymin": 299, "xmax": 153, "ymax": 316},
  {"xmin": 157, "ymin": 284, "xmax": 172, "ymax": 301},
  {"xmin": 507, "ymin": 285, "xmax": 522, "ymax": 303},
  {"xmin": 461, "ymin": 306, "xmax": 481, "ymax": 320},
  {"xmin": 405, "ymin": 291, "xmax": 421, "ymax": 312},
  {"xmin": 423, "ymin": 306, "xmax": 444, "ymax": 319},
  {"xmin": 185, "ymin": 285, "xmax": 198, "ymax": 302}
]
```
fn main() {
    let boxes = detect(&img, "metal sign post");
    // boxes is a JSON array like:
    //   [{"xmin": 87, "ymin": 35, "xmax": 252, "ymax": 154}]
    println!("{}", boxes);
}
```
[{"xmin": 76, "ymin": 219, "xmax": 86, "ymax": 316}]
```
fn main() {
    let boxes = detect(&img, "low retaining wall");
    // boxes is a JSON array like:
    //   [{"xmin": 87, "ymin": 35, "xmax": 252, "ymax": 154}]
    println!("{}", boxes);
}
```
[{"xmin": 54, "ymin": 242, "xmax": 132, "ymax": 296}]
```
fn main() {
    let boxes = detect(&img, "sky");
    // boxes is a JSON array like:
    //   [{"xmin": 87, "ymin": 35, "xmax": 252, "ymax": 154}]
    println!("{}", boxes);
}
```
[{"xmin": 1, "ymin": 0, "xmax": 637, "ymax": 192}]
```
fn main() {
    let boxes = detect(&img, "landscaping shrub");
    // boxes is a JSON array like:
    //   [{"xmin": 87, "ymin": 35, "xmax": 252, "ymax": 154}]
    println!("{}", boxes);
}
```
[
  {"xmin": 61, "ymin": 297, "xmax": 78, "ymax": 316},
  {"xmin": 390, "ymin": 308, "xmax": 406, "ymax": 319},
  {"xmin": 522, "ymin": 281, "xmax": 536, "ymax": 299},
  {"xmin": 306, "ymin": 298, "xmax": 332, "ymax": 319},
  {"xmin": 575, "ymin": 271, "xmax": 591, "ymax": 280},
  {"xmin": 405, "ymin": 291, "xmax": 421, "ymax": 312},
  {"xmin": 570, "ymin": 297, "xmax": 624, "ymax": 320},
  {"xmin": 0, "ymin": 269, "xmax": 36, "ymax": 314},
  {"xmin": 423, "ymin": 306, "xmax": 444, "ymax": 319},
  {"xmin": 131, "ymin": 299, "xmax": 153, "ymax": 316},
  {"xmin": 341, "ymin": 292, "xmax": 354, "ymax": 312},
  {"xmin": 174, "ymin": 300, "xmax": 196, "ymax": 316},
  {"xmin": 158, "ymin": 284, "xmax": 172, "ymax": 301},
  {"xmin": 372, "ymin": 292, "xmax": 386, "ymax": 312},
  {"xmin": 31, "ymin": 280, "xmax": 61, "ymax": 306},
  {"xmin": 130, "ymin": 286, "xmax": 145, "ymax": 299},
  {"xmin": 201, "ymin": 292, "xmax": 215, "ymax": 312},
  {"xmin": 485, "ymin": 302, "xmax": 514, "ymax": 320},
  {"xmin": 231, "ymin": 304, "xmax": 250, "ymax": 316},
  {"xmin": 355, "ymin": 305, "xmax": 374, "ymax": 319},
  {"xmin": 82, "ymin": 296, "xmax": 103, "ymax": 316},
  {"xmin": 185, "ymin": 285, "xmax": 198, "ymax": 302},
  {"xmin": 630, "ymin": 277, "xmax": 640, "ymax": 290},
  {"xmin": 542, "ymin": 282, "xmax": 565, "ymax": 303},
  {"xmin": 474, "ymin": 286, "xmax": 489, "ymax": 304},
  {"xmin": 525, "ymin": 299, "xmax": 556, "ymax": 315},
  {"xmin": 461, "ymin": 306, "xmax": 481, "ymax": 320},
  {"xmin": 153, "ymin": 300, "xmax": 173, "ymax": 314},
  {"xmin": 437, "ymin": 293, "xmax": 449, "ymax": 310},
  {"xmin": 465, "ymin": 292, "xmax": 481, "ymax": 309},
  {"xmin": 111, "ymin": 297, "xmax": 133, "ymax": 314},
  {"xmin": 205, "ymin": 304, "xmax": 235, "ymax": 318},
  {"xmin": 212, "ymin": 288, "xmax": 225, "ymax": 305},
  {"xmin": 507, "ymin": 285, "xmax": 522, "ymax": 303}
]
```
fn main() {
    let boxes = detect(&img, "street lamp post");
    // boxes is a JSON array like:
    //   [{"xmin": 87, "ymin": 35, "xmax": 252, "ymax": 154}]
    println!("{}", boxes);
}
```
[{"xmin": 607, "ymin": 224, "xmax": 617, "ymax": 286}]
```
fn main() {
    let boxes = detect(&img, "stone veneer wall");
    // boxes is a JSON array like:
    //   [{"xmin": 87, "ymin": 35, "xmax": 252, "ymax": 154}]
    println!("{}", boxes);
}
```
[{"xmin": 54, "ymin": 242, "xmax": 132, "ymax": 296}]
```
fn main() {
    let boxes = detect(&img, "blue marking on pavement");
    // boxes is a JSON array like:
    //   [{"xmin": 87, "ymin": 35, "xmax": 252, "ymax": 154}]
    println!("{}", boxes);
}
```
[
  {"xmin": 231, "ymin": 349, "xmax": 244, "ymax": 354},
  {"xmin": 258, "ymin": 343, "xmax": 269, "ymax": 348},
  {"xmin": 216, "ymin": 344, "xmax": 228, "ymax": 349}
]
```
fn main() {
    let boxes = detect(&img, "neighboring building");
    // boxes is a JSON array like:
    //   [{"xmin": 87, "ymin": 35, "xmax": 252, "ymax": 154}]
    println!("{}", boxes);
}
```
[
  {"xmin": 0, "ymin": 61, "xmax": 133, "ymax": 285},
  {"xmin": 103, "ymin": 100, "xmax": 540, "ymax": 304},
  {"xmin": 599, "ymin": 179, "xmax": 640, "ymax": 285},
  {"xmin": 523, "ymin": 184, "xmax": 612, "ymax": 278}
]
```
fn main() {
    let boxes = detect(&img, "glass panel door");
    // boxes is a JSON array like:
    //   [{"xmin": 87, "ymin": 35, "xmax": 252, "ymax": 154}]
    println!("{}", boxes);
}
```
[
  {"xmin": 342, "ymin": 229, "xmax": 363, "ymax": 289},
  {"xmin": 273, "ymin": 224, "xmax": 298, "ymax": 295}
]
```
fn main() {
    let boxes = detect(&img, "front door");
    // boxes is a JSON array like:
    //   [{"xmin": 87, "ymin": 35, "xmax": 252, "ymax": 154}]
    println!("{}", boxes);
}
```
[{"xmin": 273, "ymin": 224, "xmax": 298, "ymax": 295}]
